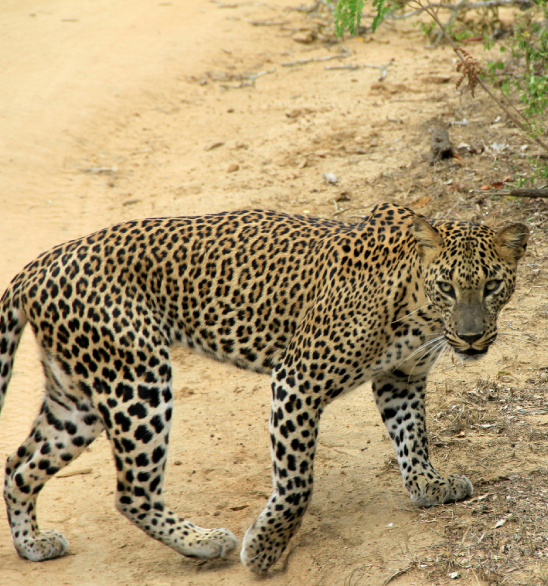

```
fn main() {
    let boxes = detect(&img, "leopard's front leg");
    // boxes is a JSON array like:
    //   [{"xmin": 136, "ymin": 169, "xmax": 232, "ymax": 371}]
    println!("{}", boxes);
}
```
[
  {"xmin": 373, "ymin": 370, "xmax": 473, "ymax": 507},
  {"xmin": 241, "ymin": 363, "xmax": 321, "ymax": 574}
]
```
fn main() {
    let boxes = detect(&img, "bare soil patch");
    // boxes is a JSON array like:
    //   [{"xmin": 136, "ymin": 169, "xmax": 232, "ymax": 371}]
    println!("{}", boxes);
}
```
[{"xmin": 1, "ymin": 1, "xmax": 547, "ymax": 585}]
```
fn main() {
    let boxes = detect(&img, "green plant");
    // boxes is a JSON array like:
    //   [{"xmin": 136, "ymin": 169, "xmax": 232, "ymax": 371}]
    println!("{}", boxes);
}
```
[
  {"xmin": 486, "ymin": 1, "xmax": 548, "ymax": 184},
  {"xmin": 328, "ymin": 0, "xmax": 388, "ymax": 35},
  {"xmin": 507, "ymin": 3, "xmax": 548, "ymax": 119},
  {"xmin": 327, "ymin": 0, "xmax": 548, "ymax": 182}
]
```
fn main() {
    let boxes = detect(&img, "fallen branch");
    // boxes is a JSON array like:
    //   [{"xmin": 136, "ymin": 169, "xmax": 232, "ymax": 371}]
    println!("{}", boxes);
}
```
[
  {"xmin": 483, "ymin": 188, "xmax": 548, "ymax": 198},
  {"xmin": 425, "ymin": 0, "xmax": 533, "ymax": 7}
]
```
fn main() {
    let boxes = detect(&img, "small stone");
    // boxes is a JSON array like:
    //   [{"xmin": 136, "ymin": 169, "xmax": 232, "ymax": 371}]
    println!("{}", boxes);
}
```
[
  {"xmin": 448, "ymin": 571, "xmax": 460, "ymax": 579},
  {"xmin": 335, "ymin": 191, "xmax": 351, "ymax": 202},
  {"xmin": 227, "ymin": 163, "xmax": 239, "ymax": 173},
  {"xmin": 292, "ymin": 29, "xmax": 315, "ymax": 44},
  {"xmin": 286, "ymin": 109, "xmax": 303, "ymax": 119}
]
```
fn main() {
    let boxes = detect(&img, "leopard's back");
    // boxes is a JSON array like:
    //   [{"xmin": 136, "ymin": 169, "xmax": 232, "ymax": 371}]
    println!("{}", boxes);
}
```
[{"xmin": 15, "ymin": 209, "xmax": 375, "ymax": 374}]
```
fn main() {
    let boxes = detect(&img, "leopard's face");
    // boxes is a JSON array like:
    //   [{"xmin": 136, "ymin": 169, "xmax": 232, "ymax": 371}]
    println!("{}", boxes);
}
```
[
  {"xmin": 422, "ymin": 250, "xmax": 518, "ymax": 359},
  {"xmin": 412, "ymin": 217, "xmax": 530, "ymax": 360}
]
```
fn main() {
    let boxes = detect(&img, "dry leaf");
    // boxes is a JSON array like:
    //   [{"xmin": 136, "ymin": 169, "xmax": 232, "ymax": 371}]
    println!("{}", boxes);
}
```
[
  {"xmin": 480, "ymin": 174, "xmax": 512, "ymax": 190},
  {"xmin": 414, "ymin": 196, "xmax": 432, "ymax": 208},
  {"xmin": 494, "ymin": 518, "xmax": 507, "ymax": 528}
]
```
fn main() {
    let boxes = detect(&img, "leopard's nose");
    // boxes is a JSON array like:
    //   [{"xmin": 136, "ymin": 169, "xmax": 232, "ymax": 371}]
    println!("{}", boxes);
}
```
[{"xmin": 460, "ymin": 333, "xmax": 482, "ymax": 345}]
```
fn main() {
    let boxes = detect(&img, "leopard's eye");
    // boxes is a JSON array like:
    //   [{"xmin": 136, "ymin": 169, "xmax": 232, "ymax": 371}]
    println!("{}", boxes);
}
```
[
  {"xmin": 485, "ymin": 280, "xmax": 501, "ymax": 294},
  {"xmin": 437, "ymin": 281, "xmax": 455, "ymax": 298}
]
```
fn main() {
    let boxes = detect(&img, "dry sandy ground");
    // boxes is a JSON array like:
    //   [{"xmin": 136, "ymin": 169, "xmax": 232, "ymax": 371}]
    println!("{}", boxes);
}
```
[{"xmin": 1, "ymin": 1, "xmax": 548, "ymax": 585}]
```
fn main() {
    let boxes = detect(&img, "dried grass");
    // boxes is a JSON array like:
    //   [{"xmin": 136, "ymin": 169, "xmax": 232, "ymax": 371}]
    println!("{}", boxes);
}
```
[{"xmin": 410, "ymin": 376, "xmax": 548, "ymax": 584}]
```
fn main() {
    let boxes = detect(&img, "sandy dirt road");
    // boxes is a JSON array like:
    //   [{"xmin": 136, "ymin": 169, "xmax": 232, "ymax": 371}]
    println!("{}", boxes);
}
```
[
  {"xmin": 1, "ymin": 3, "xmax": 421, "ymax": 584},
  {"xmin": 1, "ymin": 1, "xmax": 547, "ymax": 585}
]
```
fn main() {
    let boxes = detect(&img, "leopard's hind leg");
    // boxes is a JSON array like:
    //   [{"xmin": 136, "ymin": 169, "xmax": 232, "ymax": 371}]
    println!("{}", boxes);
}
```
[
  {"xmin": 96, "ymin": 338, "xmax": 238, "ymax": 560},
  {"xmin": 4, "ymin": 355, "xmax": 103, "ymax": 561}
]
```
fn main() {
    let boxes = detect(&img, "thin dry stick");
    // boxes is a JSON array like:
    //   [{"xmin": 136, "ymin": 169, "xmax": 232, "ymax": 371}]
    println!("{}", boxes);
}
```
[
  {"xmin": 383, "ymin": 565, "xmax": 413, "ymax": 586},
  {"xmin": 326, "ymin": 61, "xmax": 392, "ymax": 80},
  {"xmin": 282, "ymin": 46, "xmax": 350, "ymax": 67},
  {"xmin": 56, "ymin": 467, "xmax": 93, "ymax": 478},
  {"xmin": 411, "ymin": 0, "xmax": 548, "ymax": 153},
  {"xmin": 247, "ymin": 19, "xmax": 290, "ymax": 26}
]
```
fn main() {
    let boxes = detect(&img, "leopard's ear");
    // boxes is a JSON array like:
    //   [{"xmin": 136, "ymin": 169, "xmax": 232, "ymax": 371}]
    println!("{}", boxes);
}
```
[
  {"xmin": 494, "ymin": 223, "xmax": 529, "ymax": 262},
  {"xmin": 410, "ymin": 216, "xmax": 443, "ymax": 262}
]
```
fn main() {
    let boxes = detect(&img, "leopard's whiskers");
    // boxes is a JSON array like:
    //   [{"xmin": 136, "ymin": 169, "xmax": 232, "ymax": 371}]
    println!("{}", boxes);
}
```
[
  {"xmin": 396, "ymin": 336, "xmax": 445, "ymax": 370},
  {"xmin": 430, "ymin": 343, "xmax": 467, "ymax": 373},
  {"xmin": 408, "ymin": 338, "xmax": 447, "ymax": 378},
  {"xmin": 390, "ymin": 304, "xmax": 431, "ymax": 326},
  {"xmin": 429, "ymin": 344, "xmax": 453, "ymax": 375}
]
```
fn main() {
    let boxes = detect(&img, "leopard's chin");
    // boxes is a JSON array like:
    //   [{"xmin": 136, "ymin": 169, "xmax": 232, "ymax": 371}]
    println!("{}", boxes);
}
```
[{"xmin": 454, "ymin": 347, "xmax": 489, "ymax": 361}]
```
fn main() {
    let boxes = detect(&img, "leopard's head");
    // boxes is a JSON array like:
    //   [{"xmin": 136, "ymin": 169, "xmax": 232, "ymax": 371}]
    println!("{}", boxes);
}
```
[{"xmin": 411, "ymin": 216, "xmax": 529, "ymax": 359}]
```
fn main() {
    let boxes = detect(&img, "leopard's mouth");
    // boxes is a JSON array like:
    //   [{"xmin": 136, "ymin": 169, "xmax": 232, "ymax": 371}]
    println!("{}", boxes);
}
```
[
  {"xmin": 447, "ymin": 334, "xmax": 495, "ymax": 358},
  {"xmin": 455, "ymin": 346, "xmax": 489, "ymax": 358}
]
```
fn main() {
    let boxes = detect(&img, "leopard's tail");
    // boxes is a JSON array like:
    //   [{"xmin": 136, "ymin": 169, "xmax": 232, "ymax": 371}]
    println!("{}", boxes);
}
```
[{"xmin": 0, "ymin": 287, "xmax": 28, "ymax": 416}]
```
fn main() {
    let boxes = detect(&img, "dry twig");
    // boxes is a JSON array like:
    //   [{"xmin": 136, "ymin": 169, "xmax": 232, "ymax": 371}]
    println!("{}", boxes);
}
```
[
  {"xmin": 56, "ymin": 467, "xmax": 93, "ymax": 478},
  {"xmin": 220, "ymin": 67, "xmax": 276, "ymax": 89},
  {"xmin": 383, "ymin": 565, "xmax": 413, "ymax": 585},
  {"xmin": 282, "ymin": 46, "xmax": 350, "ymax": 67},
  {"xmin": 248, "ymin": 19, "xmax": 290, "ymax": 26},
  {"xmin": 326, "ymin": 61, "xmax": 392, "ymax": 80}
]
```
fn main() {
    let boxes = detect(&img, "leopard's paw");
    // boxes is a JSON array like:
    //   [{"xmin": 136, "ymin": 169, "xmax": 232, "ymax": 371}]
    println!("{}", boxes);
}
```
[
  {"xmin": 15, "ymin": 529, "xmax": 69, "ymax": 562},
  {"xmin": 182, "ymin": 527, "xmax": 238, "ymax": 559},
  {"xmin": 240, "ymin": 519, "xmax": 288, "ymax": 574},
  {"xmin": 412, "ymin": 474, "xmax": 473, "ymax": 507}
]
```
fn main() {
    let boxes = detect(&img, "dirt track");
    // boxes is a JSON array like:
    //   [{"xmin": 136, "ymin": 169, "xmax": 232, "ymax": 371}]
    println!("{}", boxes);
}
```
[{"xmin": 2, "ymin": 1, "xmax": 548, "ymax": 585}]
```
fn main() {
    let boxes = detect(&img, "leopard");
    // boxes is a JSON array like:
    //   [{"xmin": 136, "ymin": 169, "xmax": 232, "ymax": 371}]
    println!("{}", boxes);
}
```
[{"xmin": 0, "ymin": 203, "xmax": 528, "ymax": 574}]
